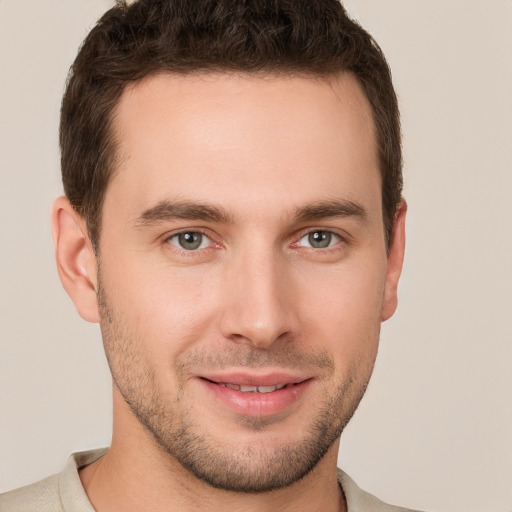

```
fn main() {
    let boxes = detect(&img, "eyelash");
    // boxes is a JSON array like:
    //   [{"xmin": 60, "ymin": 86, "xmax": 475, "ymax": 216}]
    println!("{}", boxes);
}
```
[
  {"xmin": 164, "ymin": 228, "xmax": 346, "ymax": 254},
  {"xmin": 296, "ymin": 230, "xmax": 342, "ymax": 250},
  {"xmin": 165, "ymin": 229, "xmax": 216, "ymax": 252}
]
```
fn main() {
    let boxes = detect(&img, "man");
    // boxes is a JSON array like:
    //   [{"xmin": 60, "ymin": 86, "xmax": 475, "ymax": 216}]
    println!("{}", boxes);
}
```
[{"xmin": 0, "ymin": 0, "xmax": 418, "ymax": 510}]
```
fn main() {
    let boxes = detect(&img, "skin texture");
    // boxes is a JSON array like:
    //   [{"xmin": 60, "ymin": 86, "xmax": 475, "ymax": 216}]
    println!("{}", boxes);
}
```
[{"xmin": 52, "ymin": 72, "xmax": 406, "ymax": 512}]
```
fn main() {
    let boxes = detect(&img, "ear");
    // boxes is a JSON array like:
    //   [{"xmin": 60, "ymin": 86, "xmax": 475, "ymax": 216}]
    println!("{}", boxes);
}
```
[
  {"xmin": 381, "ymin": 199, "xmax": 407, "ymax": 321},
  {"xmin": 51, "ymin": 196, "xmax": 100, "ymax": 323}
]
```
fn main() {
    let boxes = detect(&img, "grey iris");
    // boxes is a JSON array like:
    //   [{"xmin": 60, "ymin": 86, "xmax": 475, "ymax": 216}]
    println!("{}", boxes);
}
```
[
  {"xmin": 178, "ymin": 232, "xmax": 203, "ymax": 250},
  {"xmin": 309, "ymin": 231, "xmax": 332, "ymax": 248}
]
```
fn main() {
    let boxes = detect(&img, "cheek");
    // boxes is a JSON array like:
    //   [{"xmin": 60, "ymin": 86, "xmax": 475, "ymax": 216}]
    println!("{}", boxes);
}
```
[
  {"xmin": 296, "ymin": 261, "xmax": 386, "ymax": 363},
  {"xmin": 100, "ymin": 253, "xmax": 224, "ymax": 358},
  {"xmin": 99, "ymin": 229, "xmax": 387, "ymax": 374}
]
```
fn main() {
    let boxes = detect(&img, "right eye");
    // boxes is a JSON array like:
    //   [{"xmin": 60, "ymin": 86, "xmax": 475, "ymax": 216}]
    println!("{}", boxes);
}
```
[
  {"xmin": 298, "ymin": 230, "xmax": 341, "ymax": 249},
  {"xmin": 167, "ymin": 231, "xmax": 211, "ymax": 251}
]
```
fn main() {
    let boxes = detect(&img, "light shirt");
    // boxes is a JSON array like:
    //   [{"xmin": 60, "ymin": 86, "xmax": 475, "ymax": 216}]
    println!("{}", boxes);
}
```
[{"xmin": 0, "ymin": 449, "xmax": 423, "ymax": 511}]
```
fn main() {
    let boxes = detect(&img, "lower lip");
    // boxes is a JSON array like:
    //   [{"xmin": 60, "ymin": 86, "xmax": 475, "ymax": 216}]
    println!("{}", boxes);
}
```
[{"xmin": 200, "ymin": 379, "xmax": 312, "ymax": 418}]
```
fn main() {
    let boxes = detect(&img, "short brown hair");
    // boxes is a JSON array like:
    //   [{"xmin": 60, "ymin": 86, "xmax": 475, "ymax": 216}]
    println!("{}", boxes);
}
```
[{"xmin": 60, "ymin": 0, "xmax": 402, "ymax": 249}]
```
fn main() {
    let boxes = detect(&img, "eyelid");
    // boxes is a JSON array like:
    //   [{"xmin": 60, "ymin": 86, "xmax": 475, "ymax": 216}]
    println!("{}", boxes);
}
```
[
  {"xmin": 292, "ymin": 227, "xmax": 348, "ymax": 249},
  {"xmin": 161, "ymin": 226, "xmax": 349, "ymax": 253},
  {"xmin": 164, "ymin": 228, "xmax": 220, "ymax": 252},
  {"xmin": 169, "ymin": 231, "xmax": 210, "ymax": 250}
]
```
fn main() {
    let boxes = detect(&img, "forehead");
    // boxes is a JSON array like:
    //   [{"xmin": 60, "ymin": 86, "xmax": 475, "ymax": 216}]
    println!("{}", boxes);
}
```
[{"xmin": 107, "ymin": 72, "xmax": 380, "ymax": 221}]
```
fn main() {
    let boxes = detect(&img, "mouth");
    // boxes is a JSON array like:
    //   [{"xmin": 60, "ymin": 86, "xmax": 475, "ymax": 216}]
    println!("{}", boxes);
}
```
[
  {"xmin": 217, "ymin": 382, "xmax": 287, "ymax": 393},
  {"xmin": 204, "ymin": 379, "xmax": 303, "ymax": 393},
  {"xmin": 198, "ymin": 373, "xmax": 312, "ymax": 417}
]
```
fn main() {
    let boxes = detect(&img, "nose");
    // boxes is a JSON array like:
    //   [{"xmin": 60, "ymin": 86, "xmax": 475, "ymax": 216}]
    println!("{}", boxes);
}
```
[{"xmin": 218, "ymin": 248, "xmax": 298, "ymax": 349}]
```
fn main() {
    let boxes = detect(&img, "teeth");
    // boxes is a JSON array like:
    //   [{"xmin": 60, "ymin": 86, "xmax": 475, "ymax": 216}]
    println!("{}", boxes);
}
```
[
  {"xmin": 219, "ymin": 383, "xmax": 286, "ymax": 393},
  {"xmin": 240, "ymin": 385, "xmax": 258, "ymax": 392},
  {"xmin": 257, "ymin": 385, "xmax": 277, "ymax": 393}
]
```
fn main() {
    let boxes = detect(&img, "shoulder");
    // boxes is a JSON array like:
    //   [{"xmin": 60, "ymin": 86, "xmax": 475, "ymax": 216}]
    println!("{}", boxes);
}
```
[
  {"xmin": 338, "ymin": 469, "xmax": 425, "ymax": 512},
  {"xmin": 0, "ymin": 474, "xmax": 63, "ymax": 512},
  {"xmin": 0, "ymin": 448, "xmax": 106, "ymax": 512}
]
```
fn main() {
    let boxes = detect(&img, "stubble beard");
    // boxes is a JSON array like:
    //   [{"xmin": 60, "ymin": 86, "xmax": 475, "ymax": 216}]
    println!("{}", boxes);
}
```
[{"xmin": 98, "ymin": 281, "xmax": 375, "ymax": 493}]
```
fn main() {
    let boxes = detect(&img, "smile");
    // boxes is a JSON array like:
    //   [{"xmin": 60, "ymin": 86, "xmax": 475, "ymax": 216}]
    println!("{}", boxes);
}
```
[
  {"xmin": 199, "ymin": 374, "xmax": 312, "ymax": 417},
  {"xmin": 217, "ymin": 383, "xmax": 287, "ymax": 393}
]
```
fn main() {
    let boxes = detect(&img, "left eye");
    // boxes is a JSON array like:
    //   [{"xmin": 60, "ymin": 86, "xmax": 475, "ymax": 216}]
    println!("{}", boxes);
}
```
[
  {"xmin": 168, "ymin": 231, "xmax": 211, "ymax": 251},
  {"xmin": 298, "ymin": 230, "xmax": 340, "ymax": 249}
]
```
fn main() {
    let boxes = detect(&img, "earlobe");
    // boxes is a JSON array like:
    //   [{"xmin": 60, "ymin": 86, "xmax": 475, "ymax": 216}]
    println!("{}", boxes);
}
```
[
  {"xmin": 381, "ymin": 200, "xmax": 407, "ymax": 322},
  {"xmin": 51, "ymin": 196, "xmax": 100, "ymax": 323}
]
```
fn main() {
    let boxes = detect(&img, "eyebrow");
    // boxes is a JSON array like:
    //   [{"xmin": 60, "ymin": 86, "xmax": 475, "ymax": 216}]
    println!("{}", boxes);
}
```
[
  {"xmin": 132, "ymin": 198, "xmax": 367, "ymax": 227},
  {"xmin": 293, "ymin": 199, "xmax": 367, "ymax": 223},
  {"xmin": 133, "ymin": 200, "xmax": 234, "ymax": 227}
]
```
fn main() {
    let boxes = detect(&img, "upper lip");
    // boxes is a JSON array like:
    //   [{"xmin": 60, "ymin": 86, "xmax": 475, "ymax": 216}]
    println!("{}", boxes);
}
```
[{"xmin": 199, "ymin": 371, "xmax": 311, "ymax": 387}]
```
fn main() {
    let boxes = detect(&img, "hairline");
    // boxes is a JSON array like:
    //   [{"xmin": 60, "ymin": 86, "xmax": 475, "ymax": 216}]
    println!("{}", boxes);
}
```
[{"xmin": 87, "ymin": 68, "xmax": 385, "ymax": 254}]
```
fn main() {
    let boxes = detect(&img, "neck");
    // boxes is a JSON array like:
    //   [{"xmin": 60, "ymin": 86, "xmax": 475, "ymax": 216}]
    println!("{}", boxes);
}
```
[
  {"xmin": 79, "ymin": 388, "xmax": 346, "ymax": 512},
  {"xmin": 81, "ymin": 445, "xmax": 345, "ymax": 512}
]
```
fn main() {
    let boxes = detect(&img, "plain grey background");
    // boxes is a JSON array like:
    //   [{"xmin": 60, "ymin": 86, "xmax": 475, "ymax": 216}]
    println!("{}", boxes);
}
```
[{"xmin": 1, "ymin": 1, "xmax": 511, "ymax": 511}]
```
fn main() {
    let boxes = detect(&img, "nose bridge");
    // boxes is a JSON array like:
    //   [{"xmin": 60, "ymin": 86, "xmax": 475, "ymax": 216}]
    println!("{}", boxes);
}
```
[{"xmin": 219, "ymin": 242, "xmax": 296, "ymax": 348}]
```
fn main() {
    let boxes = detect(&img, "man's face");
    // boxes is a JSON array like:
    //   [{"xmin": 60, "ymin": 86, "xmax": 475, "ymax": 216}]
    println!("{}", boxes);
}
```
[{"xmin": 96, "ymin": 72, "xmax": 402, "ymax": 491}]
